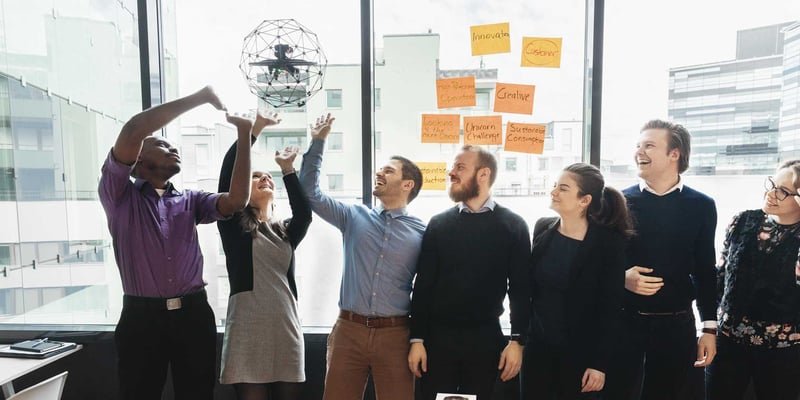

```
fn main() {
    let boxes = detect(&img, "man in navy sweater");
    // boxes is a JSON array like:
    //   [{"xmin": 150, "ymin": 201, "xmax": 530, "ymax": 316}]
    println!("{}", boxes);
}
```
[
  {"xmin": 408, "ymin": 145, "xmax": 530, "ymax": 400},
  {"xmin": 605, "ymin": 120, "xmax": 718, "ymax": 400}
]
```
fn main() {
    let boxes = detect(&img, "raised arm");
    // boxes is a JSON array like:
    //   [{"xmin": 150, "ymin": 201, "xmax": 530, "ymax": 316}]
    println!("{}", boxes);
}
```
[
  {"xmin": 298, "ymin": 114, "xmax": 353, "ymax": 229},
  {"xmin": 114, "ymin": 86, "xmax": 225, "ymax": 165},
  {"xmin": 217, "ymin": 112, "xmax": 281, "ymax": 195},
  {"xmin": 275, "ymin": 146, "xmax": 312, "ymax": 248}
]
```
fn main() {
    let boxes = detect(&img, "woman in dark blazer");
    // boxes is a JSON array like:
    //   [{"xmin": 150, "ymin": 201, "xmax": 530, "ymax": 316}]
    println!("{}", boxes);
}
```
[{"xmin": 522, "ymin": 163, "xmax": 632, "ymax": 400}]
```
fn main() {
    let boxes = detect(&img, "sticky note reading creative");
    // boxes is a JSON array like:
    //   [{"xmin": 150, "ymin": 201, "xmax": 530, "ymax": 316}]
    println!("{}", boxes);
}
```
[
  {"xmin": 416, "ymin": 162, "xmax": 448, "ymax": 191},
  {"xmin": 470, "ymin": 23, "xmax": 511, "ymax": 56},
  {"xmin": 493, "ymin": 83, "xmax": 535, "ymax": 115},
  {"xmin": 463, "ymin": 116, "xmax": 503, "ymax": 145},
  {"xmin": 521, "ymin": 37, "xmax": 563, "ymax": 68},
  {"xmin": 421, "ymin": 114, "xmax": 460, "ymax": 143},
  {"xmin": 504, "ymin": 122, "xmax": 546, "ymax": 154},
  {"xmin": 436, "ymin": 76, "xmax": 476, "ymax": 109}
]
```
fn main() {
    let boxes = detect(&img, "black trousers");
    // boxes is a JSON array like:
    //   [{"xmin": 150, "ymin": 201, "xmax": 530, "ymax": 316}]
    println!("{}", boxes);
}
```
[
  {"xmin": 419, "ymin": 321, "xmax": 506, "ymax": 400},
  {"xmin": 603, "ymin": 311, "xmax": 697, "ymax": 400},
  {"xmin": 705, "ymin": 334, "xmax": 800, "ymax": 400},
  {"xmin": 521, "ymin": 342, "xmax": 601, "ymax": 400},
  {"xmin": 115, "ymin": 290, "xmax": 217, "ymax": 400}
]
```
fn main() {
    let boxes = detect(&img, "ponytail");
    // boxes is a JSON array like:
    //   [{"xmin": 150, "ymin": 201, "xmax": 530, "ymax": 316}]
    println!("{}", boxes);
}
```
[{"xmin": 591, "ymin": 186, "xmax": 634, "ymax": 238}]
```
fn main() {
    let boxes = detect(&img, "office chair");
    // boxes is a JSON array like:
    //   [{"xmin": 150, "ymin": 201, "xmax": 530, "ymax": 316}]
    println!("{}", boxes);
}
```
[{"xmin": 7, "ymin": 371, "xmax": 68, "ymax": 400}]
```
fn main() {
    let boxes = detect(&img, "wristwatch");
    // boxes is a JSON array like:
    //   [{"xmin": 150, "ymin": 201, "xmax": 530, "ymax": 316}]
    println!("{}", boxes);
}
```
[{"xmin": 701, "ymin": 327, "xmax": 718, "ymax": 335}]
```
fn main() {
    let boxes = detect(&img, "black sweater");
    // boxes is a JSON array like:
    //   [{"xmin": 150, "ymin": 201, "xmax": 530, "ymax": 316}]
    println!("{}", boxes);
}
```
[
  {"xmin": 623, "ymin": 184, "xmax": 718, "ymax": 321},
  {"xmin": 410, "ymin": 204, "xmax": 531, "ymax": 340},
  {"xmin": 217, "ymin": 137, "xmax": 312, "ymax": 297}
]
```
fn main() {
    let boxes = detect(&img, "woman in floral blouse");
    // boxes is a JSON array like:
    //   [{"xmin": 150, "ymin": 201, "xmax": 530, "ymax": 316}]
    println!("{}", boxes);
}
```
[{"xmin": 706, "ymin": 160, "xmax": 800, "ymax": 399}]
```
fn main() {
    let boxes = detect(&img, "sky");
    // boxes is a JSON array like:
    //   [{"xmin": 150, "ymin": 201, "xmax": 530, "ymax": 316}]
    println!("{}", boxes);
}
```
[{"xmin": 174, "ymin": 0, "xmax": 800, "ymax": 163}]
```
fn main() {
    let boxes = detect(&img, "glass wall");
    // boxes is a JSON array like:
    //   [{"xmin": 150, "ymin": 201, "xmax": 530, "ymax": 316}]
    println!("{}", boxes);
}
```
[{"xmin": 0, "ymin": 1, "xmax": 141, "ymax": 323}]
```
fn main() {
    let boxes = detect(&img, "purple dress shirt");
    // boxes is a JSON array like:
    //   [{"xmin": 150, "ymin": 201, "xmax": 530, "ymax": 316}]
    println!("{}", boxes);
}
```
[{"xmin": 98, "ymin": 149, "xmax": 224, "ymax": 298}]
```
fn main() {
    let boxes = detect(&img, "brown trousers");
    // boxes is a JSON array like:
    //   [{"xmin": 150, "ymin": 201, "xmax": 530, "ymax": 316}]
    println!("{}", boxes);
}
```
[{"xmin": 323, "ymin": 317, "xmax": 413, "ymax": 400}]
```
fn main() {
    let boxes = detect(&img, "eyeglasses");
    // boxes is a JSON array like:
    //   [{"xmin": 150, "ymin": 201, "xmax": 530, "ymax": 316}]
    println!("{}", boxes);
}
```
[{"xmin": 764, "ymin": 176, "xmax": 800, "ymax": 201}]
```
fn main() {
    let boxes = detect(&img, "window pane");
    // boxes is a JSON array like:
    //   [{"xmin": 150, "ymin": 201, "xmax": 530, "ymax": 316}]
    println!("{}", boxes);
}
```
[
  {"xmin": 327, "ymin": 132, "xmax": 343, "ymax": 151},
  {"xmin": 326, "ymin": 89, "xmax": 343, "ymax": 108},
  {"xmin": 375, "ymin": 0, "xmax": 589, "ymax": 331}
]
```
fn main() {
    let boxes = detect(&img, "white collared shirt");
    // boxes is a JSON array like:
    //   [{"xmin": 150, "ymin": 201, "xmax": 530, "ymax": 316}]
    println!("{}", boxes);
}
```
[
  {"xmin": 639, "ymin": 177, "xmax": 684, "ymax": 196},
  {"xmin": 458, "ymin": 196, "xmax": 496, "ymax": 213}
]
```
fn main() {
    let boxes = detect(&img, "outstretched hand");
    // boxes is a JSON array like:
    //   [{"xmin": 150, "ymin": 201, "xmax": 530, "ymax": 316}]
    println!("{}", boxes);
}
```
[
  {"xmin": 199, "ymin": 86, "xmax": 227, "ymax": 111},
  {"xmin": 275, "ymin": 146, "xmax": 300, "ymax": 171},
  {"xmin": 310, "ymin": 113, "xmax": 335, "ymax": 140},
  {"xmin": 252, "ymin": 111, "xmax": 281, "ymax": 138}
]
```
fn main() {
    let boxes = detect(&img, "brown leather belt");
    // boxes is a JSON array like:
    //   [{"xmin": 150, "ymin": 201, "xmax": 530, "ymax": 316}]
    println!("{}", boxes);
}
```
[{"xmin": 339, "ymin": 310, "xmax": 409, "ymax": 328}]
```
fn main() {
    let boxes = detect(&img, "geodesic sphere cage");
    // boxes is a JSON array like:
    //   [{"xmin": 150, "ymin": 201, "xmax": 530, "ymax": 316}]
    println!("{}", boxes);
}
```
[{"xmin": 240, "ymin": 19, "xmax": 327, "ymax": 108}]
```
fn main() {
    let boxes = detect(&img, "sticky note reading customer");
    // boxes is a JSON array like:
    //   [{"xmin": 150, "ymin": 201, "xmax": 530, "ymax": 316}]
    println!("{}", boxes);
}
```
[
  {"xmin": 416, "ymin": 162, "xmax": 448, "ymax": 191},
  {"xmin": 421, "ymin": 114, "xmax": 460, "ymax": 143},
  {"xmin": 493, "ymin": 83, "xmax": 535, "ymax": 114},
  {"xmin": 521, "ymin": 37, "xmax": 563, "ymax": 68},
  {"xmin": 436, "ymin": 76, "xmax": 476, "ymax": 109},
  {"xmin": 463, "ymin": 116, "xmax": 503, "ymax": 145},
  {"xmin": 470, "ymin": 22, "xmax": 511, "ymax": 56},
  {"xmin": 504, "ymin": 122, "xmax": 546, "ymax": 154}
]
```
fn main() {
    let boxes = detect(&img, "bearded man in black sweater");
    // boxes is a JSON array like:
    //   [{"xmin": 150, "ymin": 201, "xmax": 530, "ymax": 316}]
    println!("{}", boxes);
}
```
[
  {"xmin": 604, "ymin": 120, "xmax": 718, "ymax": 400},
  {"xmin": 408, "ymin": 145, "xmax": 531, "ymax": 400}
]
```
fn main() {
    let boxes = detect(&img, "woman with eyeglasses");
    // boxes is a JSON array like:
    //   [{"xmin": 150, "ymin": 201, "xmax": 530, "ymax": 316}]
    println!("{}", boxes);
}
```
[
  {"xmin": 706, "ymin": 160, "xmax": 800, "ymax": 400},
  {"xmin": 522, "ymin": 163, "xmax": 632, "ymax": 399}
]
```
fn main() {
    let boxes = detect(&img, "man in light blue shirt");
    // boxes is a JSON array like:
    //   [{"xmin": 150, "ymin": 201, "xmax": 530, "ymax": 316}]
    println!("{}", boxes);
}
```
[{"xmin": 299, "ymin": 113, "xmax": 426, "ymax": 400}]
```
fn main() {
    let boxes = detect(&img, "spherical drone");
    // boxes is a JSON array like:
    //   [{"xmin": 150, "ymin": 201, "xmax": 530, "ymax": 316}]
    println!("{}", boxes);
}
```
[{"xmin": 240, "ymin": 19, "xmax": 327, "ymax": 108}]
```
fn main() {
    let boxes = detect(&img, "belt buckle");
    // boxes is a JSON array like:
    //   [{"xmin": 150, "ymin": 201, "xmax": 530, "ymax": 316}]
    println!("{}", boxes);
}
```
[
  {"xmin": 166, "ymin": 297, "xmax": 182, "ymax": 311},
  {"xmin": 365, "ymin": 317, "xmax": 377, "ymax": 328}
]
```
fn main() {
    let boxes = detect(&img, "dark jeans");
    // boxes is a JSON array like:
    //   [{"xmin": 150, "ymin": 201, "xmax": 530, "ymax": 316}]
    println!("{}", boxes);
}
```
[
  {"xmin": 115, "ymin": 291, "xmax": 217, "ymax": 400},
  {"xmin": 705, "ymin": 335, "xmax": 800, "ymax": 400},
  {"xmin": 419, "ymin": 321, "xmax": 506, "ymax": 400},
  {"xmin": 603, "ymin": 310, "xmax": 697, "ymax": 400},
  {"xmin": 521, "ymin": 342, "xmax": 601, "ymax": 400}
]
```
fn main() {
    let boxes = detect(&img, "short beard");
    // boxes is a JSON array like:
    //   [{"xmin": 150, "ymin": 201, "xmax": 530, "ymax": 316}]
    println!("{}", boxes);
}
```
[{"xmin": 448, "ymin": 174, "xmax": 479, "ymax": 203}]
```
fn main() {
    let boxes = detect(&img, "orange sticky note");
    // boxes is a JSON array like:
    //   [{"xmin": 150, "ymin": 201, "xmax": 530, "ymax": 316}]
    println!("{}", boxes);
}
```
[
  {"xmin": 493, "ymin": 83, "xmax": 535, "ymax": 115},
  {"xmin": 436, "ymin": 76, "xmax": 476, "ymax": 109},
  {"xmin": 416, "ymin": 162, "xmax": 448, "ymax": 191},
  {"xmin": 504, "ymin": 122, "xmax": 546, "ymax": 154},
  {"xmin": 470, "ymin": 23, "xmax": 511, "ymax": 56},
  {"xmin": 421, "ymin": 114, "xmax": 460, "ymax": 143},
  {"xmin": 521, "ymin": 37, "xmax": 563, "ymax": 68},
  {"xmin": 463, "ymin": 116, "xmax": 503, "ymax": 145}
]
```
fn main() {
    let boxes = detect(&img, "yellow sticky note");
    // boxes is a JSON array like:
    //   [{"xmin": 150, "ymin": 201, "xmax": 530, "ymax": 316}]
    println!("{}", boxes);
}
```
[
  {"xmin": 463, "ymin": 116, "xmax": 503, "ymax": 145},
  {"xmin": 493, "ymin": 83, "xmax": 535, "ymax": 115},
  {"xmin": 416, "ymin": 162, "xmax": 448, "ymax": 191},
  {"xmin": 470, "ymin": 23, "xmax": 511, "ymax": 56},
  {"xmin": 436, "ymin": 76, "xmax": 476, "ymax": 109},
  {"xmin": 521, "ymin": 37, "xmax": 563, "ymax": 68},
  {"xmin": 504, "ymin": 122, "xmax": 546, "ymax": 154},
  {"xmin": 421, "ymin": 114, "xmax": 461, "ymax": 143}
]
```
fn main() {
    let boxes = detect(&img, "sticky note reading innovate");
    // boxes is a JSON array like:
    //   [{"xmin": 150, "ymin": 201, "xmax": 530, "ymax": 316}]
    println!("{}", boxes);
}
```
[
  {"xmin": 436, "ymin": 76, "xmax": 476, "ymax": 109},
  {"xmin": 470, "ymin": 22, "xmax": 511, "ymax": 56},
  {"xmin": 416, "ymin": 162, "xmax": 448, "ymax": 191},
  {"xmin": 463, "ymin": 116, "xmax": 503, "ymax": 145},
  {"xmin": 421, "ymin": 114, "xmax": 460, "ymax": 143},
  {"xmin": 521, "ymin": 37, "xmax": 563, "ymax": 68},
  {"xmin": 493, "ymin": 83, "xmax": 535, "ymax": 115},
  {"xmin": 504, "ymin": 122, "xmax": 546, "ymax": 154}
]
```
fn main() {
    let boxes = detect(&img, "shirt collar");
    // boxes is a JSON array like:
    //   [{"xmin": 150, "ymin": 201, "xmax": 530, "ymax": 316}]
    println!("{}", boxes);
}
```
[
  {"xmin": 639, "ymin": 177, "xmax": 683, "ymax": 196},
  {"xmin": 458, "ymin": 196, "xmax": 496, "ymax": 213},
  {"xmin": 134, "ymin": 178, "xmax": 182, "ymax": 196},
  {"xmin": 374, "ymin": 204, "xmax": 408, "ymax": 219}
]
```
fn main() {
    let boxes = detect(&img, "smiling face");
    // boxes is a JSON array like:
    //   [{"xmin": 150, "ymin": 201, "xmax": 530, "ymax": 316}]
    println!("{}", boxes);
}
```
[
  {"xmin": 136, "ymin": 136, "xmax": 181, "ymax": 179},
  {"xmin": 634, "ymin": 128, "xmax": 680, "ymax": 182},
  {"xmin": 372, "ymin": 159, "xmax": 409, "ymax": 202},
  {"xmin": 550, "ymin": 171, "xmax": 591, "ymax": 218},
  {"xmin": 448, "ymin": 150, "xmax": 481, "ymax": 203},
  {"xmin": 249, "ymin": 170, "xmax": 275, "ymax": 208},
  {"xmin": 763, "ymin": 167, "xmax": 800, "ymax": 222}
]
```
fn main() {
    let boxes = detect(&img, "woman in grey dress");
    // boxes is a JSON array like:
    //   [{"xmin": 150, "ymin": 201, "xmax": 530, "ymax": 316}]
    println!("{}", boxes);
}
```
[{"xmin": 217, "ymin": 113, "xmax": 312, "ymax": 400}]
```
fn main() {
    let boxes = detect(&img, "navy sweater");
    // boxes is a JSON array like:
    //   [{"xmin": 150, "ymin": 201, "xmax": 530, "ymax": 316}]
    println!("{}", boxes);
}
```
[{"xmin": 623, "ymin": 184, "xmax": 718, "ymax": 321}]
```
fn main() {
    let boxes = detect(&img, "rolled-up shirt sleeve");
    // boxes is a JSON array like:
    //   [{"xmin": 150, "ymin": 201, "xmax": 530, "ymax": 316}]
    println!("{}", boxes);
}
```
[{"xmin": 98, "ymin": 148, "xmax": 133, "ymax": 211}]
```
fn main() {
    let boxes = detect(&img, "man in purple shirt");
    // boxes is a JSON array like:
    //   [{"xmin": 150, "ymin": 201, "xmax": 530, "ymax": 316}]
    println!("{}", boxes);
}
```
[{"xmin": 99, "ymin": 86, "xmax": 254, "ymax": 400}]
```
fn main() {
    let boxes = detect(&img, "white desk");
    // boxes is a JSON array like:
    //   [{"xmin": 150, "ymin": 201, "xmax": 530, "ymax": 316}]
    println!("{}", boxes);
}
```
[{"xmin": 0, "ymin": 344, "xmax": 82, "ymax": 397}]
